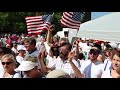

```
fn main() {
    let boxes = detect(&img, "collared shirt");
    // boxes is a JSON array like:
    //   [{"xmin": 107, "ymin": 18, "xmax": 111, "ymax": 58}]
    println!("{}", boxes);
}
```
[
  {"xmin": 26, "ymin": 48, "xmax": 41, "ymax": 69},
  {"xmin": 48, "ymin": 57, "xmax": 79, "ymax": 77}
]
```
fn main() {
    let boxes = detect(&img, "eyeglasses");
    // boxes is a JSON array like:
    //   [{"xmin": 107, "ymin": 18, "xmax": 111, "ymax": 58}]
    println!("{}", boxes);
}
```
[
  {"xmin": 89, "ymin": 51, "xmax": 99, "ymax": 55},
  {"xmin": 1, "ymin": 62, "xmax": 13, "ymax": 65}
]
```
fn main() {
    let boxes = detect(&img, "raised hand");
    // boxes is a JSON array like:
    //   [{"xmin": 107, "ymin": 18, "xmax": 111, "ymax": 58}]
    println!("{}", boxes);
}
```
[
  {"xmin": 38, "ymin": 52, "xmax": 43, "ymax": 61},
  {"xmin": 68, "ymin": 51, "xmax": 75, "ymax": 62}
]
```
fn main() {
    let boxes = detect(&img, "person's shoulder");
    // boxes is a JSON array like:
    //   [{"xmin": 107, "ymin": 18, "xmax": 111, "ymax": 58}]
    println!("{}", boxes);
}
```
[
  {"xmin": 83, "ymin": 60, "xmax": 91, "ymax": 63},
  {"xmin": 101, "ymin": 70, "xmax": 111, "ymax": 78},
  {"xmin": 81, "ymin": 60, "xmax": 91, "ymax": 66},
  {"xmin": 32, "ymin": 49, "xmax": 39, "ymax": 54},
  {"xmin": 14, "ymin": 72, "xmax": 22, "ymax": 78},
  {"xmin": 95, "ymin": 61, "xmax": 104, "ymax": 66},
  {"xmin": 36, "ymin": 42, "xmax": 41, "ymax": 45},
  {"xmin": 16, "ymin": 55, "xmax": 22, "ymax": 58}
]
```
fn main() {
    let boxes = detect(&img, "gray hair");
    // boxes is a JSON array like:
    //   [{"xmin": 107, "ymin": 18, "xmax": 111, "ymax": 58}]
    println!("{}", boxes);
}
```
[
  {"xmin": 1, "ymin": 54, "xmax": 16, "ymax": 63},
  {"xmin": 24, "ymin": 55, "xmax": 37, "ymax": 62}
]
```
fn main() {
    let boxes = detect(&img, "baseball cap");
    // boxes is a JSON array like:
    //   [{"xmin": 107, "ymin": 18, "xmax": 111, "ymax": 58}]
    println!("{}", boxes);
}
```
[
  {"xmin": 109, "ymin": 42, "xmax": 118, "ymax": 49},
  {"xmin": 17, "ymin": 45, "xmax": 26, "ymax": 51}
]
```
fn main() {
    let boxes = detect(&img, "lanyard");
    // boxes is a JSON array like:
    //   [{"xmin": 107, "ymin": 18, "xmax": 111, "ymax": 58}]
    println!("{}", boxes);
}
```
[{"xmin": 104, "ymin": 60, "xmax": 108, "ymax": 71}]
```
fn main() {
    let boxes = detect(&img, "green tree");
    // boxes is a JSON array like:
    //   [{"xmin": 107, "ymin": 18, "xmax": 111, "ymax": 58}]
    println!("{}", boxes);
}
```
[{"xmin": 0, "ymin": 12, "xmax": 91, "ymax": 35}]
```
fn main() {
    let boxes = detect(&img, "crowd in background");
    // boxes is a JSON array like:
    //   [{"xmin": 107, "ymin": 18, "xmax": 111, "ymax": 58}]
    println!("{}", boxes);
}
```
[{"xmin": 0, "ymin": 25, "xmax": 120, "ymax": 78}]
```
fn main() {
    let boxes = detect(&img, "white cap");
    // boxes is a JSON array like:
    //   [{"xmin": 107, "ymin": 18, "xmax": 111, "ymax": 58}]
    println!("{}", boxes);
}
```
[
  {"xmin": 46, "ymin": 69, "xmax": 70, "ymax": 78},
  {"xmin": 17, "ymin": 45, "xmax": 26, "ymax": 51},
  {"xmin": 82, "ymin": 37, "xmax": 86, "ymax": 40},
  {"xmin": 14, "ymin": 61, "xmax": 37, "ymax": 72},
  {"xmin": 109, "ymin": 42, "xmax": 118, "ymax": 49},
  {"xmin": 118, "ymin": 44, "xmax": 120, "ymax": 49}
]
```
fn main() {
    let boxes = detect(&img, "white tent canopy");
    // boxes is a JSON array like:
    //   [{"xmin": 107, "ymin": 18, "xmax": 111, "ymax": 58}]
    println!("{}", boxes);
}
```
[{"xmin": 77, "ymin": 12, "xmax": 120, "ymax": 43}]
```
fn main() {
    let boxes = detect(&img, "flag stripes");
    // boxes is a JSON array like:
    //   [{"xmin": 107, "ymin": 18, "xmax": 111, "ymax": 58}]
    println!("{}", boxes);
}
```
[
  {"xmin": 60, "ymin": 12, "xmax": 85, "ymax": 30},
  {"xmin": 25, "ymin": 14, "xmax": 53, "ymax": 35}
]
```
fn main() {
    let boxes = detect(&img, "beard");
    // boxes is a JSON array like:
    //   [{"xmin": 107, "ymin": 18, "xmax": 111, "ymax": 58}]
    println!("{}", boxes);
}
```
[{"xmin": 59, "ymin": 52, "xmax": 68, "ymax": 60}]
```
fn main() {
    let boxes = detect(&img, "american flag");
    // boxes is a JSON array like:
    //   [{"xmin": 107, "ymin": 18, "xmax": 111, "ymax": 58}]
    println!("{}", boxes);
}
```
[
  {"xmin": 60, "ymin": 12, "xmax": 85, "ymax": 30},
  {"xmin": 25, "ymin": 14, "xmax": 53, "ymax": 35}
]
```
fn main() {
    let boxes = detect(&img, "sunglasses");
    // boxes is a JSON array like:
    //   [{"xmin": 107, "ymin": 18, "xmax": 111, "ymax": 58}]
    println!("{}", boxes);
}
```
[
  {"xmin": 1, "ymin": 62, "xmax": 13, "ymax": 65},
  {"xmin": 89, "ymin": 51, "xmax": 99, "ymax": 55}
]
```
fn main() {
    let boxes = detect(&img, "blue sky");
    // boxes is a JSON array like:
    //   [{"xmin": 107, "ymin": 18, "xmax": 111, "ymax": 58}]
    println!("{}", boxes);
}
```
[{"xmin": 91, "ymin": 12, "xmax": 111, "ymax": 20}]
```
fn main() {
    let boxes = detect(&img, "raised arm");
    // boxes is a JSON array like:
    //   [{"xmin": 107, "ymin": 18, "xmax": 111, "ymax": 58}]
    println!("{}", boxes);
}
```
[
  {"xmin": 46, "ymin": 25, "xmax": 54, "ymax": 44},
  {"xmin": 68, "ymin": 52, "xmax": 83, "ymax": 78},
  {"xmin": 38, "ymin": 52, "xmax": 52, "ymax": 74}
]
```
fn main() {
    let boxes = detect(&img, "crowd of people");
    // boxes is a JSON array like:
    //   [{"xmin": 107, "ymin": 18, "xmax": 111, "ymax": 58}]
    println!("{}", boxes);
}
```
[{"xmin": 0, "ymin": 25, "xmax": 120, "ymax": 78}]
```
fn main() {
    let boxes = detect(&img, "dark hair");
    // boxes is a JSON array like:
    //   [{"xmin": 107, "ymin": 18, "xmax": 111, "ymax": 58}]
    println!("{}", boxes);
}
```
[
  {"xmin": 78, "ymin": 53, "xmax": 85, "ymax": 60},
  {"xmin": 25, "ymin": 37, "xmax": 36, "ymax": 46},
  {"xmin": 60, "ymin": 37, "xmax": 69, "ymax": 43},
  {"xmin": 0, "ymin": 47, "xmax": 16, "ymax": 57},
  {"xmin": 93, "ymin": 43, "xmax": 102, "ymax": 51},
  {"xmin": 90, "ymin": 48, "xmax": 101, "ymax": 55},
  {"xmin": 106, "ymin": 44, "xmax": 112, "ymax": 48},
  {"xmin": 114, "ymin": 51, "xmax": 120, "ymax": 58},
  {"xmin": 60, "ymin": 42, "xmax": 72, "ymax": 51},
  {"xmin": 0, "ymin": 48, "xmax": 4, "ymax": 54}
]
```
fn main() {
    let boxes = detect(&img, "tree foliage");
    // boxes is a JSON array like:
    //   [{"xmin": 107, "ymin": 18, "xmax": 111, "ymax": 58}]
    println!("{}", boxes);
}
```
[{"xmin": 0, "ymin": 12, "xmax": 91, "ymax": 35}]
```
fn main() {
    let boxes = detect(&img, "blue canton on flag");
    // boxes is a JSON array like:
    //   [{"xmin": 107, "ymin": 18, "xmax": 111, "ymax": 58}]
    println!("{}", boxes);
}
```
[
  {"xmin": 25, "ymin": 14, "xmax": 53, "ymax": 35},
  {"xmin": 72, "ymin": 12, "xmax": 85, "ymax": 21},
  {"xmin": 60, "ymin": 12, "xmax": 85, "ymax": 30}
]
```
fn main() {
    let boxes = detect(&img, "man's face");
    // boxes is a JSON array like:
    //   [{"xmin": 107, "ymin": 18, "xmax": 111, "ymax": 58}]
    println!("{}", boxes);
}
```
[
  {"xmin": 24, "ymin": 42, "xmax": 34, "ymax": 51},
  {"xmin": 112, "ymin": 54, "xmax": 120, "ymax": 70},
  {"xmin": 24, "ymin": 68, "xmax": 36, "ymax": 78},
  {"xmin": 59, "ymin": 45, "xmax": 69, "ymax": 59},
  {"xmin": 40, "ymin": 37, "xmax": 46, "ymax": 43},
  {"xmin": 89, "ymin": 49, "xmax": 99, "ymax": 61}
]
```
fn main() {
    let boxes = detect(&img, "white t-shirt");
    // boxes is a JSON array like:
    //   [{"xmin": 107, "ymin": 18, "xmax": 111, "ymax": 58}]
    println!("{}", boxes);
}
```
[
  {"xmin": 48, "ymin": 57, "xmax": 79, "ymax": 77},
  {"xmin": 101, "ymin": 70, "xmax": 112, "ymax": 78},
  {"xmin": 0, "ymin": 71, "xmax": 22, "ymax": 78},
  {"xmin": 104, "ymin": 58, "xmax": 112, "ymax": 71},
  {"xmin": 16, "ymin": 55, "xmax": 24, "ymax": 64},
  {"xmin": 36, "ymin": 42, "xmax": 50, "ymax": 54},
  {"xmin": 80, "ymin": 60, "xmax": 104, "ymax": 78},
  {"xmin": 46, "ymin": 55, "xmax": 57, "ymax": 66}
]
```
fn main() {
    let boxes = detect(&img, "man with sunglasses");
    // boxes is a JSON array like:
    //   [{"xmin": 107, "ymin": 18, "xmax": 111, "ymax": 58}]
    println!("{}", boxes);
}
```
[
  {"xmin": 79, "ymin": 47, "xmax": 104, "ymax": 78},
  {"xmin": 69, "ymin": 47, "xmax": 104, "ymax": 78}
]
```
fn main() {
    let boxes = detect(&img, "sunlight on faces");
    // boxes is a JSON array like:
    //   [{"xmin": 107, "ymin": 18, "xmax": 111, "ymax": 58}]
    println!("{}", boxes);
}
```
[
  {"xmin": 1, "ymin": 57, "xmax": 15, "ymax": 72},
  {"xmin": 59, "ymin": 46, "xmax": 69, "ymax": 59},
  {"xmin": 24, "ymin": 43, "xmax": 34, "ymax": 51},
  {"xmin": 112, "ymin": 54, "xmax": 120, "ymax": 70}
]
